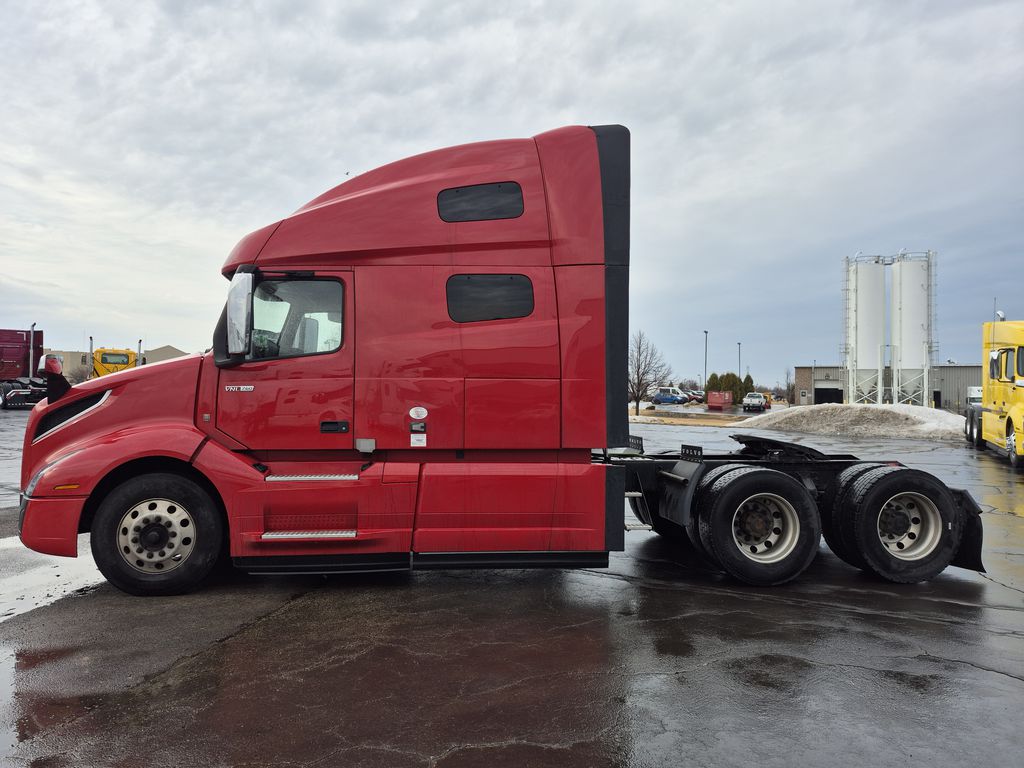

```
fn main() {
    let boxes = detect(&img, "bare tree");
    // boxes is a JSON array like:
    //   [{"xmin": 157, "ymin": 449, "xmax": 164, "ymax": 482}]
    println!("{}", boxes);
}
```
[{"xmin": 628, "ymin": 330, "xmax": 673, "ymax": 415}]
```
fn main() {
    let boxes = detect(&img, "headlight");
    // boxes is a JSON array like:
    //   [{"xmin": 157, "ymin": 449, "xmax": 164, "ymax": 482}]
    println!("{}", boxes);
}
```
[{"xmin": 24, "ymin": 449, "xmax": 82, "ymax": 497}]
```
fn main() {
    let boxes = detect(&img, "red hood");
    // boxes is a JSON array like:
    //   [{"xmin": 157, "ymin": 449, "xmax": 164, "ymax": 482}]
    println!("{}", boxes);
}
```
[{"xmin": 21, "ymin": 354, "xmax": 203, "ymax": 491}]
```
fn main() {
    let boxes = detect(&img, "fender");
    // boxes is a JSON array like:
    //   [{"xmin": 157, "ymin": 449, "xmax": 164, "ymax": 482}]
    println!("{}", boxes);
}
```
[
  {"xmin": 20, "ymin": 425, "xmax": 208, "ymax": 557},
  {"xmin": 31, "ymin": 424, "xmax": 208, "ymax": 500}
]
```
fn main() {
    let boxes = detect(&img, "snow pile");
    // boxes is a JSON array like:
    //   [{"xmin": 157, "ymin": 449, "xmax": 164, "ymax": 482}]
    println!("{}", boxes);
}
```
[{"xmin": 743, "ymin": 404, "xmax": 965, "ymax": 440}]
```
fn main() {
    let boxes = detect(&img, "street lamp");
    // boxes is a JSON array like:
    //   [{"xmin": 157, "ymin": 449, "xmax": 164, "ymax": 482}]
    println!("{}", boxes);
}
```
[{"xmin": 703, "ymin": 330, "xmax": 708, "ymax": 389}]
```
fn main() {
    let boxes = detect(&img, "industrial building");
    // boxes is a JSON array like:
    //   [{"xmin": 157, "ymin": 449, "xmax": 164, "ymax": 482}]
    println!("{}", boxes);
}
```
[{"xmin": 794, "ymin": 363, "xmax": 981, "ymax": 413}]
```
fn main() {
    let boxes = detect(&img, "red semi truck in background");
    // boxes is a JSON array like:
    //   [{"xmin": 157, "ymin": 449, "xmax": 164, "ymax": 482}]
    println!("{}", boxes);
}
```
[
  {"xmin": 18, "ymin": 125, "xmax": 984, "ymax": 595},
  {"xmin": 1, "ymin": 325, "xmax": 47, "ymax": 409}
]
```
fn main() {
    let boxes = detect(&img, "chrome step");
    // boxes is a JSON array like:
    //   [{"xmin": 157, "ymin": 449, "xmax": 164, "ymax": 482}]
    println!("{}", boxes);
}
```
[
  {"xmin": 265, "ymin": 474, "xmax": 359, "ymax": 482},
  {"xmin": 624, "ymin": 491, "xmax": 644, "ymax": 498},
  {"xmin": 261, "ymin": 530, "xmax": 357, "ymax": 540},
  {"xmin": 625, "ymin": 521, "xmax": 653, "ymax": 531}
]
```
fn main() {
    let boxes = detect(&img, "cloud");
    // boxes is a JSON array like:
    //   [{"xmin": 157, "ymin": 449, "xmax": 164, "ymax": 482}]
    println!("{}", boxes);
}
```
[{"xmin": 1, "ymin": 0, "xmax": 1021, "ymax": 382}]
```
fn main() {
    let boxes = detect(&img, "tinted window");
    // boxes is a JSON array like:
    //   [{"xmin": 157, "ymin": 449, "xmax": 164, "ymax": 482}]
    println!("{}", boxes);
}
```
[
  {"xmin": 437, "ymin": 182, "xmax": 523, "ymax": 222},
  {"xmin": 1018, "ymin": 347, "xmax": 1024, "ymax": 378},
  {"xmin": 250, "ymin": 280, "xmax": 343, "ymax": 360},
  {"xmin": 446, "ymin": 274, "xmax": 534, "ymax": 323}
]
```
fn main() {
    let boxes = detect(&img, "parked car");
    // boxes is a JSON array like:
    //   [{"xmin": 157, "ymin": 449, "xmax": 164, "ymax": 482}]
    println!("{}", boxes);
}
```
[
  {"xmin": 652, "ymin": 386, "xmax": 689, "ymax": 405},
  {"xmin": 742, "ymin": 392, "xmax": 767, "ymax": 412}
]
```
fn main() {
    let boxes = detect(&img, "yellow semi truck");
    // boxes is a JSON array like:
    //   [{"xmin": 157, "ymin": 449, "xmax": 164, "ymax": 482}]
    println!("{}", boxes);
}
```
[
  {"xmin": 965, "ymin": 320, "xmax": 1024, "ymax": 468},
  {"xmin": 85, "ymin": 338, "xmax": 144, "ymax": 378}
]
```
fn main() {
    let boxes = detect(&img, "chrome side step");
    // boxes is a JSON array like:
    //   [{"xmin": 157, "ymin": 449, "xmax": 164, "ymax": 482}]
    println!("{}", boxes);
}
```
[
  {"xmin": 261, "ymin": 530, "xmax": 357, "ymax": 540},
  {"xmin": 625, "ymin": 521, "xmax": 653, "ymax": 531},
  {"xmin": 265, "ymin": 474, "xmax": 359, "ymax": 482}
]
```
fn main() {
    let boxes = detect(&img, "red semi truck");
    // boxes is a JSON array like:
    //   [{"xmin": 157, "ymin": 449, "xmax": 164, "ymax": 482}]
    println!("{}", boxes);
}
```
[
  {"xmin": 1, "ymin": 325, "xmax": 47, "ymax": 409},
  {"xmin": 18, "ymin": 125, "xmax": 984, "ymax": 595}
]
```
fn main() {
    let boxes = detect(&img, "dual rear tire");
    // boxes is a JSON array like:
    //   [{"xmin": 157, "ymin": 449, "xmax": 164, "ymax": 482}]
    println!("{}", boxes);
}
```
[
  {"xmin": 825, "ymin": 465, "xmax": 963, "ymax": 583},
  {"xmin": 692, "ymin": 467, "xmax": 821, "ymax": 586},
  {"xmin": 689, "ymin": 463, "xmax": 965, "ymax": 586}
]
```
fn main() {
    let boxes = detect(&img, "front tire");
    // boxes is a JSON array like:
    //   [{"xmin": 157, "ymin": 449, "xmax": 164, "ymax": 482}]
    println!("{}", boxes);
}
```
[
  {"xmin": 1008, "ymin": 424, "xmax": 1021, "ymax": 470},
  {"xmin": 696, "ymin": 467, "xmax": 821, "ymax": 586},
  {"xmin": 91, "ymin": 472, "xmax": 224, "ymax": 596}
]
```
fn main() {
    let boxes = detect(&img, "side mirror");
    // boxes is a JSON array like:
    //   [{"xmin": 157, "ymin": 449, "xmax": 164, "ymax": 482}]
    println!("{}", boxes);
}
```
[
  {"xmin": 44, "ymin": 356, "xmax": 63, "ymax": 375},
  {"xmin": 80, "ymin": 354, "xmax": 87, "ymax": 365},
  {"xmin": 226, "ymin": 270, "xmax": 254, "ymax": 356}
]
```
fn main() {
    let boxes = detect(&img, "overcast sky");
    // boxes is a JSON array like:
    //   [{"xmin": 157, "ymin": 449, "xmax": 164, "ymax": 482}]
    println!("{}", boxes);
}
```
[{"xmin": 1, "ymin": 0, "xmax": 1021, "ymax": 386}]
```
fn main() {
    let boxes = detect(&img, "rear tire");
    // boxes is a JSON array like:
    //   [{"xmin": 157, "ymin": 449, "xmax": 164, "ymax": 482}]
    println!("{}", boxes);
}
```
[
  {"xmin": 823, "ymin": 463, "xmax": 886, "ymax": 569},
  {"xmin": 971, "ymin": 413, "xmax": 983, "ymax": 448},
  {"xmin": 0, "ymin": 383, "xmax": 10, "ymax": 410},
  {"xmin": 848, "ymin": 467, "xmax": 963, "ymax": 583},
  {"xmin": 1008, "ymin": 423, "xmax": 1021, "ymax": 470},
  {"xmin": 697, "ymin": 467, "xmax": 821, "ymax": 586},
  {"xmin": 689, "ymin": 463, "xmax": 748, "ymax": 564},
  {"xmin": 91, "ymin": 472, "xmax": 224, "ymax": 596}
]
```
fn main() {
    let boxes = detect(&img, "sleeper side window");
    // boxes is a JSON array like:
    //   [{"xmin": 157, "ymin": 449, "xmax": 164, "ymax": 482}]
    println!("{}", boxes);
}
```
[
  {"xmin": 250, "ymin": 280, "xmax": 343, "ymax": 360},
  {"xmin": 437, "ymin": 182, "xmax": 524, "ymax": 222},
  {"xmin": 446, "ymin": 274, "xmax": 534, "ymax": 323}
]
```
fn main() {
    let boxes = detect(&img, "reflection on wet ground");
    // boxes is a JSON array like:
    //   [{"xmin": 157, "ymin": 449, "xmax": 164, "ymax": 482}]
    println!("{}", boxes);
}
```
[{"xmin": 0, "ymin": 424, "xmax": 1020, "ymax": 766}]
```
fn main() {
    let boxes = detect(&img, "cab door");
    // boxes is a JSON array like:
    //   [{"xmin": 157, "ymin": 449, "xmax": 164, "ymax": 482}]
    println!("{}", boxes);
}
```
[{"xmin": 217, "ymin": 271, "xmax": 354, "ymax": 450}]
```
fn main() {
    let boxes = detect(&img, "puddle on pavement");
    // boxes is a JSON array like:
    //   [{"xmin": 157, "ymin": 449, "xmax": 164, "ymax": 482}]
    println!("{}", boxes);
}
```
[
  {"xmin": 0, "ymin": 643, "xmax": 105, "ymax": 761},
  {"xmin": 0, "ymin": 536, "xmax": 104, "ymax": 623}
]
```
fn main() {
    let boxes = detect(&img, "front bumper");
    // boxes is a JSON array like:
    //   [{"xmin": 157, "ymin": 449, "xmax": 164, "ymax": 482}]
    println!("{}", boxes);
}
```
[{"xmin": 18, "ymin": 494, "xmax": 86, "ymax": 557}]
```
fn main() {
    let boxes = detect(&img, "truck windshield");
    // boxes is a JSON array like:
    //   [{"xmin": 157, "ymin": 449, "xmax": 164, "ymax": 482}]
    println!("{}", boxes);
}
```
[{"xmin": 100, "ymin": 353, "xmax": 130, "ymax": 365}]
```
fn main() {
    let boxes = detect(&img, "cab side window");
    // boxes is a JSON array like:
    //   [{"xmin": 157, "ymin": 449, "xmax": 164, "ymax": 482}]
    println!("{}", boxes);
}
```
[
  {"xmin": 250, "ymin": 280, "xmax": 343, "ymax": 360},
  {"xmin": 446, "ymin": 274, "xmax": 534, "ymax": 323},
  {"xmin": 1018, "ymin": 347, "xmax": 1024, "ymax": 378},
  {"xmin": 1004, "ymin": 349, "xmax": 1016, "ymax": 381}
]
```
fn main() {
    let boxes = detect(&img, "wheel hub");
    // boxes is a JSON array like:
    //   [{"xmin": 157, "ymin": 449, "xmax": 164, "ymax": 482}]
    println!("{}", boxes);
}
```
[
  {"xmin": 732, "ymin": 493, "xmax": 800, "ymax": 564},
  {"xmin": 876, "ymin": 492, "xmax": 941, "ymax": 561},
  {"xmin": 116, "ymin": 498, "xmax": 196, "ymax": 574}
]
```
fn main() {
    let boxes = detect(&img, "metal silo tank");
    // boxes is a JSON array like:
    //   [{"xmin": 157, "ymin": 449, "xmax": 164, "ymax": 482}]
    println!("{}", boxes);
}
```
[
  {"xmin": 891, "ymin": 254, "xmax": 934, "ymax": 405},
  {"xmin": 846, "ymin": 258, "xmax": 887, "ymax": 403}
]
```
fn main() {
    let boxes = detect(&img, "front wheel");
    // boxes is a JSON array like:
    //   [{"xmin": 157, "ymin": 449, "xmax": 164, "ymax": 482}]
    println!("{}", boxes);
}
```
[{"xmin": 91, "ymin": 472, "xmax": 224, "ymax": 596}]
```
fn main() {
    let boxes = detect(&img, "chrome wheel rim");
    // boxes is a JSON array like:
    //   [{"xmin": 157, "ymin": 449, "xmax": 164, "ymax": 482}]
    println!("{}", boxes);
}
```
[
  {"xmin": 116, "ymin": 498, "xmax": 196, "ymax": 573},
  {"xmin": 876, "ymin": 492, "xmax": 941, "ymax": 561},
  {"xmin": 1008, "ymin": 428, "xmax": 1018, "ymax": 463},
  {"xmin": 732, "ymin": 493, "xmax": 800, "ymax": 563}
]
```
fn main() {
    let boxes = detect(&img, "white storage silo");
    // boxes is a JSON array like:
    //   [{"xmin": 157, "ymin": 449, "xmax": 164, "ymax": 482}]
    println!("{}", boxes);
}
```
[
  {"xmin": 891, "ymin": 253, "xmax": 934, "ymax": 405},
  {"xmin": 845, "ymin": 256, "xmax": 887, "ymax": 404}
]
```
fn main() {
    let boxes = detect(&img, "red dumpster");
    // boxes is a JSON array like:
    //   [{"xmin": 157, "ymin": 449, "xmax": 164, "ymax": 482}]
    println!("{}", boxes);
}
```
[{"xmin": 706, "ymin": 391, "xmax": 733, "ymax": 411}]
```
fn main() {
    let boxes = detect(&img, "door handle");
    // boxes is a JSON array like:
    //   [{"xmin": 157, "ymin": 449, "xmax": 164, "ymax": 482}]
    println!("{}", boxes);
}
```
[{"xmin": 320, "ymin": 421, "xmax": 350, "ymax": 433}]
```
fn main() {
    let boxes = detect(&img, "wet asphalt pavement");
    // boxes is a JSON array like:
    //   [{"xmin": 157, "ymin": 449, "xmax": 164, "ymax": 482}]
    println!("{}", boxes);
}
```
[{"xmin": 0, "ymin": 410, "xmax": 1022, "ymax": 767}]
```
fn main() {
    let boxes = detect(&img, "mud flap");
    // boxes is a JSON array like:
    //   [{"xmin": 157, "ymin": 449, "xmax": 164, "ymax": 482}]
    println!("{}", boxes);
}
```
[
  {"xmin": 605, "ymin": 463, "xmax": 625, "ymax": 551},
  {"xmin": 949, "ymin": 488, "xmax": 986, "ymax": 573}
]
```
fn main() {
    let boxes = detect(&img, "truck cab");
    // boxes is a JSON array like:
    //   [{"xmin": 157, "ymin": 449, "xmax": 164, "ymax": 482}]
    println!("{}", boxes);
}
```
[
  {"xmin": 966, "ymin": 321, "xmax": 1024, "ymax": 467},
  {"xmin": 18, "ymin": 125, "xmax": 632, "ymax": 595}
]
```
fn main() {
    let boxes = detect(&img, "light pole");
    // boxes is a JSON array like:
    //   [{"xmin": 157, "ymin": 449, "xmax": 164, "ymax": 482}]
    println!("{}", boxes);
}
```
[
  {"xmin": 737, "ymin": 342, "xmax": 741, "ymax": 377},
  {"xmin": 703, "ymin": 330, "xmax": 708, "ymax": 389}
]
